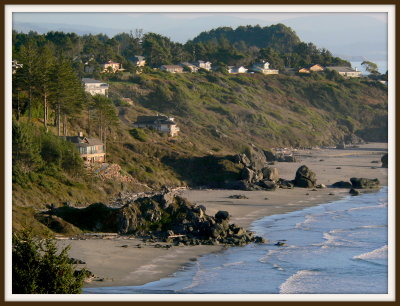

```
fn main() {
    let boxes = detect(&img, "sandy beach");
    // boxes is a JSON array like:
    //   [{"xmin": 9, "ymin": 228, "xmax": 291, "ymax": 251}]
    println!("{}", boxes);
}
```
[{"xmin": 58, "ymin": 143, "xmax": 388, "ymax": 289}]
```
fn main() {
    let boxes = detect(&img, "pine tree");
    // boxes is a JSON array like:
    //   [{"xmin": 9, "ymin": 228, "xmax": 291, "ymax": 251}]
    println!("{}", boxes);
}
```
[
  {"xmin": 17, "ymin": 39, "xmax": 39, "ymax": 121},
  {"xmin": 48, "ymin": 58, "xmax": 86, "ymax": 136},
  {"xmin": 35, "ymin": 44, "xmax": 56, "ymax": 132}
]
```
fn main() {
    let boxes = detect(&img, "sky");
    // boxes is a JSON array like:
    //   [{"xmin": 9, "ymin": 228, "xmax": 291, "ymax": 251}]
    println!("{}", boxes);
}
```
[{"xmin": 12, "ymin": 11, "xmax": 388, "ymax": 63}]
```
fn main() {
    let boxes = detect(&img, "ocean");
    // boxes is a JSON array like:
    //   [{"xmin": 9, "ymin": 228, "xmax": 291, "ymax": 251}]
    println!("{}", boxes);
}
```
[{"xmin": 84, "ymin": 186, "xmax": 388, "ymax": 294}]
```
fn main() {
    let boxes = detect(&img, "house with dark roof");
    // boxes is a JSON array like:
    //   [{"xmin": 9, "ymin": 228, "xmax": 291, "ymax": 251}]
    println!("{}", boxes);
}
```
[
  {"xmin": 133, "ymin": 115, "xmax": 180, "ymax": 137},
  {"xmin": 325, "ymin": 66, "xmax": 362, "ymax": 78},
  {"xmin": 64, "ymin": 133, "xmax": 105, "ymax": 163},
  {"xmin": 82, "ymin": 78, "xmax": 109, "ymax": 96}
]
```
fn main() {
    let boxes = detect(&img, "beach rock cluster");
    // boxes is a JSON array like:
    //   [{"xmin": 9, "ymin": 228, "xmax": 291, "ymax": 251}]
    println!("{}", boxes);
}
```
[
  {"xmin": 331, "ymin": 177, "xmax": 380, "ymax": 190},
  {"xmin": 40, "ymin": 191, "xmax": 265, "ymax": 246},
  {"xmin": 230, "ymin": 152, "xmax": 318, "ymax": 191}
]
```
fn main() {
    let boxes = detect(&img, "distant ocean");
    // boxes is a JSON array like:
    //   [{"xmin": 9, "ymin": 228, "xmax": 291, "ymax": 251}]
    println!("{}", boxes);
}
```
[
  {"xmin": 350, "ymin": 61, "xmax": 388, "ymax": 75},
  {"xmin": 84, "ymin": 187, "xmax": 388, "ymax": 294}
]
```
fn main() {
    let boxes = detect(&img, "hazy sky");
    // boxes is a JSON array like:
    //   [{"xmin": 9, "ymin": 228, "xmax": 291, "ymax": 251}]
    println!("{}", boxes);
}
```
[{"xmin": 12, "ymin": 11, "xmax": 388, "ymax": 63}]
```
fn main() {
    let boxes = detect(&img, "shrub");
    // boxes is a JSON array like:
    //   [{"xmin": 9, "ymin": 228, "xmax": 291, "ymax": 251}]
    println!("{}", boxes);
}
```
[
  {"xmin": 12, "ymin": 229, "xmax": 86, "ymax": 294},
  {"xmin": 129, "ymin": 128, "xmax": 147, "ymax": 142}
]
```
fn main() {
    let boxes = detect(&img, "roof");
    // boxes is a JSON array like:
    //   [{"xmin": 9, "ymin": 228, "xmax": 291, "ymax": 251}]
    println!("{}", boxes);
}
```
[
  {"xmin": 82, "ymin": 78, "xmax": 107, "ymax": 84},
  {"xmin": 181, "ymin": 62, "xmax": 197, "ymax": 67},
  {"xmin": 64, "ymin": 136, "xmax": 104, "ymax": 146},
  {"xmin": 134, "ymin": 115, "xmax": 176, "ymax": 125},
  {"xmin": 326, "ymin": 66, "xmax": 359, "ymax": 73},
  {"xmin": 161, "ymin": 65, "xmax": 184, "ymax": 70},
  {"xmin": 104, "ymin": 60, "xmax": 119, "ymax": 64},
  {"xmin": 133, "ymin": 55, "xmax": 145, "ymax": 61}
]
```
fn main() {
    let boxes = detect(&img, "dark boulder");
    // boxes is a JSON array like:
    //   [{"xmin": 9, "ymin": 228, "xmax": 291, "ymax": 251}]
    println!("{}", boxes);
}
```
[
  {"xmin": 234, "ymin": 153, "xmax": 251, "ymax": 167},
  {"xmin": 215, "ymin": 210, "xmax": 230, "ymax": 222},
  {"xmin": 277, "ymin": 179, "xmax": 294, "ymax": 189},
  {"xmin": 257, "ymin": 180, "xmax": 277, "ymax": 191},
  {"xmin": 381, "ymin": 154, "xmax": 388, "ymax": 168},
  {"xmin": 294, "ymin": 165, "xmax": 317, "ymax": 188},
  {"xmin": 331, "ymin": 181, "xmax": 352, "ymax": 188},
  {"xmin": 241, "ymin": 167, "xmax": 255, "ymax": 182},
  {"xmin": 261, "ymin": 166, "xmax": 279, "ymax": 182},
  {"xmin": 349, "ymin": 188, "xmax": 360, "ymax": 196},
  {"xmin": 350, "ymin": 177, "xmax": 380, "ymax": 189},
  {"xmin": 246, "ymin": 145, "xmax": 268, "ymax": 171},
  {"xmin": 263, "ymin": 149, "xmax": 276, "ymax": 161}
]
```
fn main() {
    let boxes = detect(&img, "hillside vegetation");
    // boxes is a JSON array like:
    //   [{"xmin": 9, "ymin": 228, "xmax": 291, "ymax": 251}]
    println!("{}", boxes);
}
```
[{"xmin": 11, "ymin": 26, "xmax": 388, "ymax": 235}]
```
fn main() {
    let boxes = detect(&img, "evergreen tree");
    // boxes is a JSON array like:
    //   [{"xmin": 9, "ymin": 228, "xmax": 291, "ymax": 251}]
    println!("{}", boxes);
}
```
[
  {"xmin": 48, "ymin": 58, "xmax": 86, "ymax": 136},
  {"xmin": 35, "ymin": 44, "xmax": 56, "ymax": 131},
  {"xmin": 17, "ymin": 39, "xmax": 39, "ymax": 121},
  {"xmin": 12, "ymin": 229, "xmax": 86, "ymax": 294}
]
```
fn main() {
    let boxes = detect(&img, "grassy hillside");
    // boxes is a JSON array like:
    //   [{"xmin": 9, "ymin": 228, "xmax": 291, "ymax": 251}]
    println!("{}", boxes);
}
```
[{"xmin": 12, "ymin": 71, "xmax": 387, "ymax": 234}]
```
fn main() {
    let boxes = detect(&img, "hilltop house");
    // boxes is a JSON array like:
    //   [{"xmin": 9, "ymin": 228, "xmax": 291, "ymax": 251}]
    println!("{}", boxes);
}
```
[
  {"xmin": 133, "ymin": 115, "xmax": 180, "ymax": 137},
  {"xmin": 102, "ymin": 60, "xmax": 124, "ymax": 73},
  {"xmin": 180, "ymin": 62, "xmax": 199, "ymax": 72},
  {"xmin": 64, "ymin": 132, "xmax": 105, "ymax": 163},
  {"xmin": 194, "ymin": 60, "xmax": 212, "ymax": 71},
  {"xmin": 82, "ymin": 78, "xmax": 109, "ymax": 96},
  {"xmin": 251, "ymin": 61, "xmax": 279, "ymax": 75},
  {"xmin": 298, "ymin": 64, "xmax": 325, "ymax": 74},
  {"xmin": 308, "ymin": 64, "xmax": 324, "ymax": 72},
  {"xmin": 228, "ymin": 66, "xmax": 248, "ymax": 74},
  {"xmin": 298, "ymin": 68, "xmax": 311, "ymax": 74},
  {"xmin": 131, "ymin": 55, "xmax": 146, "ymax": 67},
  {"xmin": 160, "ymin": 65, "xmax": 184, "ymax": 73},
  {"xmin": 326, "ymin": 66, "xmax": 362, "ymax": 78}
]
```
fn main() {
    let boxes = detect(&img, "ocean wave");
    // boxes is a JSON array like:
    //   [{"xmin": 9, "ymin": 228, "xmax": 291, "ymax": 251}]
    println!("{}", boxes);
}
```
[
  {"xmin": 353, "ymin": 245, "xmax": 388, "ymax": 260},
  {"xmin": 279, "ymin": 270, "xmax": 320, "ymax": 294}
]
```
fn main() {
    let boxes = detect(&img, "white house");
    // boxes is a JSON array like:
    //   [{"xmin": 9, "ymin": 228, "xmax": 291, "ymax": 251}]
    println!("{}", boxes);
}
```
[
  {"xmin": 252, "ymin": 61, "xmax": 279, "ymax": 75},
  {"xmin": 228, "ymin": 66, "xmax": 248, "ymax": 74},
  {"xmin": 325, "ymin": 66, "xmax": 362, "ymax": 78},
  {"xmin": 193, "ymin": 60, "xmax": 212, "ymax": 71},
  {"xmin": 82, "ymin": 78, "xmax": 109, "ymax": 96}
]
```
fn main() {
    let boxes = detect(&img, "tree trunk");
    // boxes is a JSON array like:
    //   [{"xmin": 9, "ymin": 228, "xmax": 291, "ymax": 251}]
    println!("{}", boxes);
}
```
[
  {"xmin": 44, "ymin": 92, "xmax": 48, "ymax": 132},
  {"xmin": 63, "ymin": 114, "xmax": 67, "ymax": 136},
  {"xmin": 57, "ymin": 103, "xmax": 61, "ymax": 136},
  {"xmin": 87, "ymin": 108, "xmax": 91, "ymax": 136},
  {"xmin": 16, "ymin": 91, "xmax": 20, "ymax": 121},
  {"xmin": 28, "ymin": 87, "xmax": 32, "ymax": 122},
  {"xmin": 104, "ymin": 128, "xmax": 107, "ymax": 163}
]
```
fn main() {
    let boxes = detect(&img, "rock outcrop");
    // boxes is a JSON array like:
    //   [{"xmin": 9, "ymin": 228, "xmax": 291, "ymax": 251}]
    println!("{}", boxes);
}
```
[
  {"xmin": 41, "ymin": 192, "xmax": 265, "ymax": 246},
  {"xmin": 293, "ymin": 165, "xmax": 317, "ymax": 188},
  {"xmin": 350, "ymin": 178, "xmax": 380, "ymax": 189},
  {"xmin": 331, "ymin": 181, "xmax": 352, "ymax": 188}
]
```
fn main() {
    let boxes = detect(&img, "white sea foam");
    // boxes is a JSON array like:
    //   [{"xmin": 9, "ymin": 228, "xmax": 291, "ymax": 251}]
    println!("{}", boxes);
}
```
[
  {"xmin": 295, "ymin": 214, "xmax": 317, "ymax": 230},
  {"xmin": 353, "ymin": 245, "xmax": 388, "ymax": 260},
  {"xmin": 279, "ymin": 270, "xmax": 320, "ymax": 294}
]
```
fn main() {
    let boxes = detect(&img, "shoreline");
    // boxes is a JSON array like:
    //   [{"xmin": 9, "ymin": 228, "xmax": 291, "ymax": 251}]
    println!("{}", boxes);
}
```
[{"xmin": 57, "ymin": 143, "xmax": 388, "ymax": 289}]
